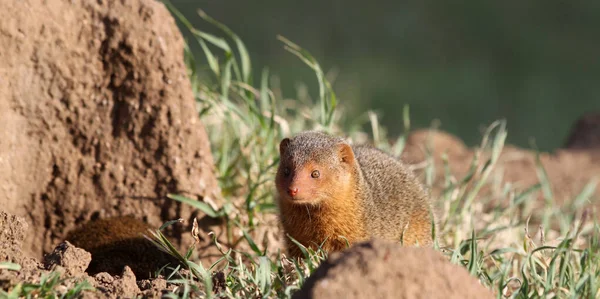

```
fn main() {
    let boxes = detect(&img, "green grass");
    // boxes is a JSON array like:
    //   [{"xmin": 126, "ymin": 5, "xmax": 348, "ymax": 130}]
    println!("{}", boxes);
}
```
[
  {"xmin": 156, "ymin": 2, "xmax": 599, "ymax": 298},
  {"xmin": 0, "ymin": 271, "xmax": 94, "ymax": 299},
  {"xmin": 145, "ymin": 220, "xmax": 325, "ymax": 298}
]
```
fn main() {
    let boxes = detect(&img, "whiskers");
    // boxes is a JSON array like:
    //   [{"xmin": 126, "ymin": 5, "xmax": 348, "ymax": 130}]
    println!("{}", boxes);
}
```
[{"xmin": 305, "ymin": 205, "xmax": 312, "ymax": 223}]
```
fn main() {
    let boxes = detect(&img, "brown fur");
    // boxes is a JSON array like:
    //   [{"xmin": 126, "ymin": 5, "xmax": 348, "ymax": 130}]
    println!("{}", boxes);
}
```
[
  {"xmin": 276, "ymin": 131, "xmax": 436, "ymax": 258},
  {"xmin": 278, "ymin": 186, "xmax": 367, "ymax": 257}
]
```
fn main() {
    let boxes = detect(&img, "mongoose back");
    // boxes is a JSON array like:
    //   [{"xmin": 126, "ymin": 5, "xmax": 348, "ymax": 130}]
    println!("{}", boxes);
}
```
[{"xmin": 275, "ymin": 131, "xmax": 435, "ymax": 257}]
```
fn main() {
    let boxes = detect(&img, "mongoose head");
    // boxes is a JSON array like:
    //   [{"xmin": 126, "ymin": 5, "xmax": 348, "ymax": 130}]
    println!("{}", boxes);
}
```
[{"xmin": 276, "ymin": 131, "xmax": 356, "ymax": 205}]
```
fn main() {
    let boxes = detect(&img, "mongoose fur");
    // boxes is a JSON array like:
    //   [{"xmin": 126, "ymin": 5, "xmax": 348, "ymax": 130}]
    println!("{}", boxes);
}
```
[{"xmin": 275, "ymin": 131, "xmax": 436, "ymax": 258}]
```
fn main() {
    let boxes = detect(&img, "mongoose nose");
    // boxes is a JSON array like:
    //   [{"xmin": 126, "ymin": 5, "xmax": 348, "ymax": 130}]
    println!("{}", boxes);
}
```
[{"xmin": 288, "ymin": 187, "xmax": 299, "ymax": 197}]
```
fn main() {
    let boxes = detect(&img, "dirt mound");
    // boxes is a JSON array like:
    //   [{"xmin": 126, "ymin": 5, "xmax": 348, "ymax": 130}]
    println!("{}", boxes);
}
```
[
  {"xmin": 293, "ymin": 239, "xmax": 493, "ymax": 299},
  {"xmin": 564, "ymin": 113, "xmax": 600, "ymax": 149},
  {"xmin": 402, "ymin": 129, "xmax": 471, "ymax": 163},
  {"xmin": 0, "ymin": 211, "xmax": 178, "ymax": 297},
  {"xmin": 0, "ymin": 0, "xmax": 221, "ymax": 260},
  {"xmin": 401, "ymin": 129, "xmax": 600, "ymax": 211}
]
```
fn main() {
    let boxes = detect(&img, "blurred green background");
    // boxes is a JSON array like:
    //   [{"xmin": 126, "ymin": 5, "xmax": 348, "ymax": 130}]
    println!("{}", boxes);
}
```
[{"xmin": 172, "ymin": 0, "xmax": 599, "ymax": 151}]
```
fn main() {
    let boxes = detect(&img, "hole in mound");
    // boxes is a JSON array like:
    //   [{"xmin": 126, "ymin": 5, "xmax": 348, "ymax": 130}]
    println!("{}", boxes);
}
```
[{"xmin": 66, "ymin": 216, "xmax": 181, "ymax": 279}]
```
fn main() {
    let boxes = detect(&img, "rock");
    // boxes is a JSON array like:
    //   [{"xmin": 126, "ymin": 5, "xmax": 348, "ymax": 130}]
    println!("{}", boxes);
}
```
[{"xmin": 293, "ymin": 239, "xmax": 494, "ymax": 299}]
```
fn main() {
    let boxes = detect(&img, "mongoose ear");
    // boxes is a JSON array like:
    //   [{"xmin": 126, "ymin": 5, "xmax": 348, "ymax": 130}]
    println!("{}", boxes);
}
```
[
  {"xmin": 338, "ymin": 143, "xmax": 355, "ymax": 164},
  {"xmin": 279, "ymin": 138, "xmax": 291, "ymax": 155}
]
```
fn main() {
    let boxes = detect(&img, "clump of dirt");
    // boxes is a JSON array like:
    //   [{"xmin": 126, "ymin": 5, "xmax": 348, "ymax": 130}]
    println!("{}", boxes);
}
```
[
  {"xmin": 43, "ymin": 241, "xmax": 92, "ymax": 277},
  {"xmin": 92, "ymin": 267, "xmax": 141, "ymax": 298},
  {"xmin": 137, "ymin": 276, "xmax": 172, "ymax": 298},
  {"xmin": 0, "ymin": 211, "xmax": 42, "ymax": 290},
  {"xmin": 66, "ymin": 216, "xmax": 181, "ymax": 279},
  {"xmin": 293, "ymin": 239, "xmax": 494, "ymax": 299},
  {"xmin": 0, "ymin": 211, "xmax": 29, "ymax": 265},
  {"xmin": 0, "ymin": 0, "xmax": 221, "ymax": 261},
  {"xmin": 564, "ymin": 113, "xmax": 600, "ymax": 149}
]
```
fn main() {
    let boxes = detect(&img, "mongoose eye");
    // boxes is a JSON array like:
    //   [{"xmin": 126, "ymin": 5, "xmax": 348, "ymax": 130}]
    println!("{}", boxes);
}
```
[
  {"xmin": 311, "ymin": 170, "xmax": 320, "ymax": 178},
  {"xmin": 283, "ymin": 167, "xmax": 291, "ymax": 176}
]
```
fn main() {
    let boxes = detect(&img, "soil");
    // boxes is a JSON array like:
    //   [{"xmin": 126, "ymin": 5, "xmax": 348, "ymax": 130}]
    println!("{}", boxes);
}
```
[
  {"xmin": 0, "ymin": 211, "xmax": 188, "ymax": 298},
  {"xmin": 65, "ymin": 216, "xmax": 181, "ymax": 279},
  {"xmin": 293, "ymin": 239, "xmax": 494, "ymax": 299},
  {"xmin": 401, "ymin": 128, "xmax": 600, "ymax": 214},
  {"xmin": 0, "ymin": 0, "xmax": 222, "ymax": 262},
  {"xmin": 0, "ymin": 211, "xmax": 40, "ymax": 289}
]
